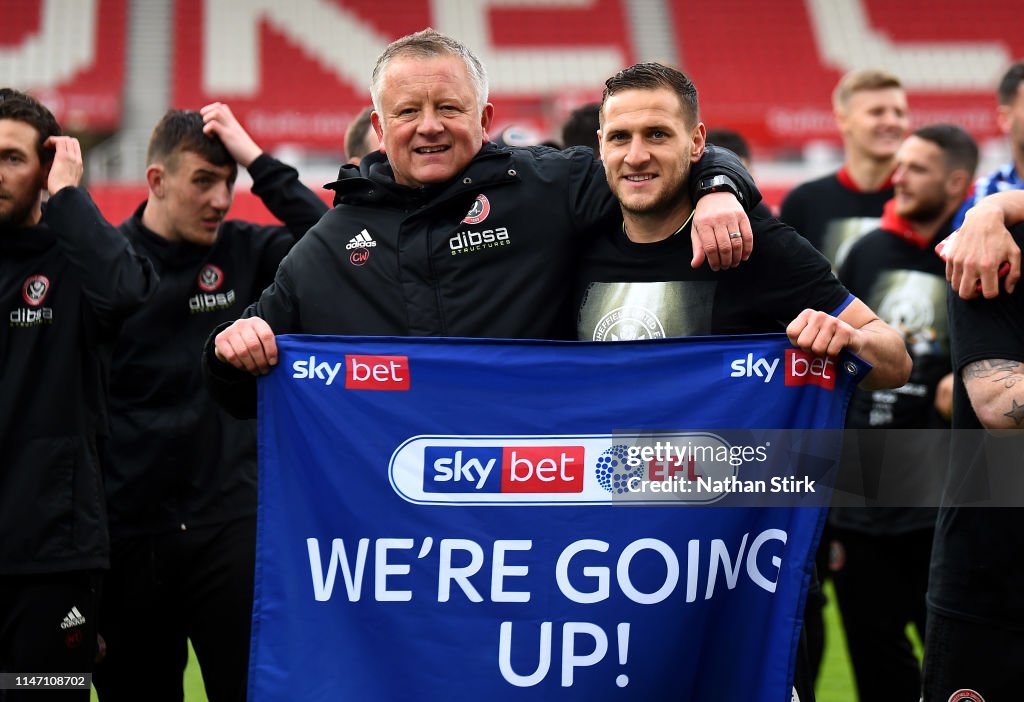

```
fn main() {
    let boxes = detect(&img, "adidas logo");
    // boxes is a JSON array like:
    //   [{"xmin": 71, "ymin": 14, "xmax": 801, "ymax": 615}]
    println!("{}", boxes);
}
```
[
  {"xmin": 60, "ymin": 606, "xmax": 86, "ymax": 630},
  {"xmin": 345, "ymin": 229, "xmax": 377, "ymax": 250}
]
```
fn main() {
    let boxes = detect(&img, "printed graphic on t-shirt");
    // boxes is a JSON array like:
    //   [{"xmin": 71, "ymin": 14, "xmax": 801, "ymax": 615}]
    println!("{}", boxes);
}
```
[
  {"xmin": 578, "ymin": 281, "xmax": 715, "ymax": 341},
  {"xmin": 822, "ymin": 216, "xmax": 881, "ymax": 270},
  {"xmin": 868, "ymin": 270, "xmax": 949, "ymax": 358},
  {"xmin": 862, "ymin": 269, "xmax": 949, "ymax": 426}
]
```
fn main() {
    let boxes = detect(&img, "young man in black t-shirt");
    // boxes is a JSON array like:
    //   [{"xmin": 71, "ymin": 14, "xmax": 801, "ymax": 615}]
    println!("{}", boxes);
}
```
[
  {"xmin": 832, "ymin": 124, "xmax": 977, "ymax": 701},
  {"xmin": 576, "ymin": 62, "xmax": 912, "ymax": 702},
  {"xmin": 780, "ymin": 69, "xmax": 909, "ymax": 271}
]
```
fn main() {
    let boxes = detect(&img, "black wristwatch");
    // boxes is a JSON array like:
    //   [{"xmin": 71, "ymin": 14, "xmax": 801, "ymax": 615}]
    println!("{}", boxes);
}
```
[{"xmin": 696, "ymin": 174, "xmax": 743, "ymax": 202}]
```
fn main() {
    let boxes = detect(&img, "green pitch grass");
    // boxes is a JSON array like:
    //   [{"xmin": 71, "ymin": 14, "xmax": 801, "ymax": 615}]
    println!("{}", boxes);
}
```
[{"xmin": 93, "ymin": 584, "xmax": 923, "ymax": 701}]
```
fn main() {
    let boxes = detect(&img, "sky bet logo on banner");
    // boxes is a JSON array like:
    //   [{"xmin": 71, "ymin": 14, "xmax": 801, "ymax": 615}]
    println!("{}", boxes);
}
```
[
  {"xmin": 728, "ymin": 349, "xmax": 838, "ymax": 390},
  {"xmin": 423, "ymin": 446, "xmax": 585, "ymax": 494},
  {"xmin": 256, "ymin": 334, "xmax": 868, "ymax": 701},
  {"xmin": 292, "ymin": 354, "xmax": 410, "ymax": 390}
]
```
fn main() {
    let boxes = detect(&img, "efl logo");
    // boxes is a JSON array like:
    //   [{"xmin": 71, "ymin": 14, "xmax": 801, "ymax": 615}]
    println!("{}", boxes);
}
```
[
  {"xmin": 784, "ymin": 349, "xmax": 836, "ymax": 390},
  {"xmin": 345, "ymin": 355, "xmax": 410, "ymax": 391},
  {"xmin": 423, "ymin": 446, "xmax": 585, "ymax": 494}
]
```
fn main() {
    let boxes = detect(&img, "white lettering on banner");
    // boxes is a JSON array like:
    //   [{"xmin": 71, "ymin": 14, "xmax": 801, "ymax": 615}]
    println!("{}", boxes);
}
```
[
  {"xmin": 438, "ymin": 539, "xmax": 485, "ymax": 603},
  {"xmin": 0, "ymin": 0, "xmax": 97, "ymax": 88},
  {"xmin": 498, "ymin": 621, "xmax": 632, "ymax": 688},
  {"xmin": 804, "ymin": 0, "xmax": 1008, "ymax": 90},
  {"xmin": 375, "ymin": 538, "xmax": 414, "ymax": 601},
  {"xmin": 307, "ymin": 537, "xmax": 369, "ymax": 602},
  {"xmin": 292, "ymin": 356, "xmax": 343, "ymax": 385},
  {"xmin": 561, "ymin": 622, "xmax": 607, "ymax": 687},
  {"xmin": 730, "ymin": 353, "xmax": 779, "ymax": 383},
  {"xmin": 499, "ymin": 621, "xmax": 552, "ymax": 687},
  {"xmin": 432, "ymin": 450, "xmax": 496, "ymax": 489},
  {"xmin": 306, "ymin": 530, "xmax": 787, "ymax": 602},
  {"xmin": 491, "ymin": 540, "xmax": 532, "ymax": 603},
  {"xmin": 437, "ymin": 539, "xmax": 534, "ymax": 603},
  {"xmin": 747, "ymin": 529, "xmax": 787, "ymax": 593},
  {"xmin": 306, "ymin": 532, "xmax": 788, "ymax": 687},
  {"xmin": 204, "ymin": 0, "xmax": 623, "ymax": 96}
]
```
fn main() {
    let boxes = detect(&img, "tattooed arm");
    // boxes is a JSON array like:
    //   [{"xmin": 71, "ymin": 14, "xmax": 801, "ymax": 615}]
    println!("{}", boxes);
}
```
[{"xmin": 962, "ymin": 359, "xmax": 1024, "ymax": 432}]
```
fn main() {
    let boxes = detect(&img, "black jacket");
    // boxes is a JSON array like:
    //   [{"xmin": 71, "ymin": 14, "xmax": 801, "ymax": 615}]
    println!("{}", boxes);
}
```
[
  {"xmin": 0, "ymin": 187, "xmax": 157, "ymax": 574},
  {"xmin": 205, "ymin": 144, "xmax": 759, "ymax": 417},
  {"xmin": 101, "ymin": 154, "xmax": 327, "ymax": 537}
]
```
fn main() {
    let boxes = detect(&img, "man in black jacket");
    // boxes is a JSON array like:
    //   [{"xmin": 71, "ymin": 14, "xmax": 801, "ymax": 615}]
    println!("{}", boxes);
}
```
[
  {"xmin": 92, "ymin": 105, "xmax": 327, "ymax": 702},
  {"xmin": 0, "ymin": 89, "xmax": 157, "ymax": 699},
  {"xmin": 206, "ymin": 29, "xmax": 759, "ymax": 411}
]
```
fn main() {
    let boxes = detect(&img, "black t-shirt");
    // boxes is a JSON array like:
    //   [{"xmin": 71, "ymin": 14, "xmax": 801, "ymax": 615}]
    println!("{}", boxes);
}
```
[
  {"xmin": 839, "ymin": 226, "xmax": 951, "ymax": 429},
  {"xmin": 831, "ymin": 226, "xmax": 951, "ymax": 534},
  {"xmin": 928, "ymin": 223, "xmax": 1024, "ymax": 628},
  {"xmin": 780, "ymin": 173, "xmax": 892, "ymax": 269},
  {"xmin": 576, "ymin": 212, "xmax": 852, "ymax": 340}
]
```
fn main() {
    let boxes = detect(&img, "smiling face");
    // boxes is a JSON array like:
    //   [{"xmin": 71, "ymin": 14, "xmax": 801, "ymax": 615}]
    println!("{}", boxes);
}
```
[
  {"xmin": 837, "ymin": 87, "xmax": 909, "ymax": 163},
  {"xmin": 150, "ymin": 150, "xmax": 236, "ymax": 245},
  {"xmin": 599, "ymin": 87, "xmax": 705, "ymax": 235},
  {"xmin": 0, "ymin": 118, "xmax": 46, "ymax": 229},
  {"xmin": 371, "ymin": 55, "xmax": 493, "ymax": 188}
]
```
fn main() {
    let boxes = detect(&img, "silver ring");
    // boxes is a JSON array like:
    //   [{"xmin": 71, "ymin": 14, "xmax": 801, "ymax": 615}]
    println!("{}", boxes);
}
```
[{"xmin": 728, "ymin": 231, "xmax": 742, "ymax": 240}]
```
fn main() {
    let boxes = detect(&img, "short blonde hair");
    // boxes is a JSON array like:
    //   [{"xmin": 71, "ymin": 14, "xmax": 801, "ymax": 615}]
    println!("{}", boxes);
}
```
[
  {"xmin": 832, "ymin": 69, "xmax": 903, "ymax": 112},
  {"xmin": 370, "ymin": 29, "xmax": 488, "ymax": 117}
]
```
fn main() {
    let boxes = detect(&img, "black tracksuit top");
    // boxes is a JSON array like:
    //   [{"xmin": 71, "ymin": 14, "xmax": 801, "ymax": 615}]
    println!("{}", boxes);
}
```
[
  {"xmin": 1, "ymin": 187, "xmax": 157, "ymax": 574},
  {"xmin": 102, "ymin": 154, "xmax": 327, "ymax": 536}
]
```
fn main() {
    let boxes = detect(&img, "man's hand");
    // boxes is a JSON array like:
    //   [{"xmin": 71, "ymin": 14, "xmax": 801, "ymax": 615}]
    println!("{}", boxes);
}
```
[
  {"xmin": 691, "ymin": 192, "xmax": 753, "ymax": 271},
  {"xmin": 44, "ymin": 136, "xmax": 83, "ymax": 193},
  {"xmin": 201, "ymin": 102, "xmax": 262, "ymax": 168},
  {"xmin": 945, "ymin": 200, "xmax": 1021, "ymax": 299},
  {"xmin": 789, "ymin": 303, "xmax": 911, "ymax": 390},
  {"xmin": 215, "ymin": 317, "xmax": 278, "ymax": 375},
  {"xmin": 786, "ymin": 308, "xmax": 860, "ymax": 358}
]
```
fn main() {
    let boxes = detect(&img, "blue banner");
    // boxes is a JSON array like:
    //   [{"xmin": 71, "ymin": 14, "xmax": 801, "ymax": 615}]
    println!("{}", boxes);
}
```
[{"xmin": 252, "ymin": 334, "xmax": 867, "ymax": 701}]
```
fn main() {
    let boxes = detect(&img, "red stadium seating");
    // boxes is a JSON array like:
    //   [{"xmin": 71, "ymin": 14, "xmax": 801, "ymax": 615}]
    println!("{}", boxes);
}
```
[
  {"xmin": 0, "ymin": 0, "xmax": 127, "ymax": 131},
  {"xmin": 674, "ymin": 0, "xmax": 1024, "ymax": 151}
]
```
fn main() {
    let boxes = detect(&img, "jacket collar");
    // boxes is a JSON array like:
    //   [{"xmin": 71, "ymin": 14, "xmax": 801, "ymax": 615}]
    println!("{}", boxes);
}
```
[
  {"xmin": 123, "ymin": 201, "xmax": 213, "ymax": 266},
  {"xmin": 325, "ymin": 143, "xmax": 516, "ymax": 209}
]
